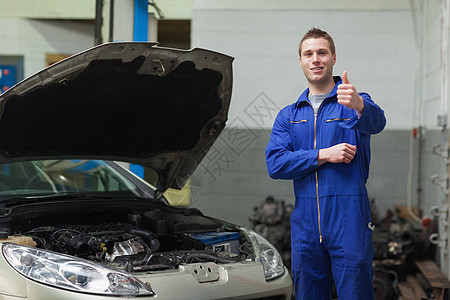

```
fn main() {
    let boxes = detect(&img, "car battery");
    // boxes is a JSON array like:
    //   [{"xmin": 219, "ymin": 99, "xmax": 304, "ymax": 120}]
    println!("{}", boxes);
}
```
[{"xmin": 193, "ymin": 232, "xmax": 240, "ymax": 254}]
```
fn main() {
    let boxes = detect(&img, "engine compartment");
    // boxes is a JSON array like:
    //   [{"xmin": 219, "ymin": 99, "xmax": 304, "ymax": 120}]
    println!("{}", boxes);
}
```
[{"xmin": 0, "ymin": 203, "xmax": 252, "ymax": 273}]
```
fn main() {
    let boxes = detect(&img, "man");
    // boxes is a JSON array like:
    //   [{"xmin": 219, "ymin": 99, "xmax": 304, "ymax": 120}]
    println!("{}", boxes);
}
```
[{"xmin": 265, "ymin": 28, "xmax": 386, "ymax": 299}]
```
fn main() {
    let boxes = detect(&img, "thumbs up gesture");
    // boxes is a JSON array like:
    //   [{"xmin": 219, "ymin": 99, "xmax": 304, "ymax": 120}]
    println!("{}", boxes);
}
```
[{"xmin": 337, "ymin": 71, "xmax": 364, "ymax": 116}]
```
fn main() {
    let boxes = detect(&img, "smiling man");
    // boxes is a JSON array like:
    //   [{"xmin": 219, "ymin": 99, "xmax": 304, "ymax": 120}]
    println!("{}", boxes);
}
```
[{"xmin": 265, "ymin": 28, "xmax": 386, "ymax": 299}]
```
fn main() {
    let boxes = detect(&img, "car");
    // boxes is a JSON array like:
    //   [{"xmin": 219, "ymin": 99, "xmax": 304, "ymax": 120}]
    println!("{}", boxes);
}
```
[{"xmin": 0, "ymin": 42, "xmax": 293, "ymax": 300}]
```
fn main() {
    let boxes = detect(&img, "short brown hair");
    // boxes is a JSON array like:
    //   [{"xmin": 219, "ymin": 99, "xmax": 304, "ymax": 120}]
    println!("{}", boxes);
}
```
[{"xmin": 299, "ymin": 28, "xmax": 335, "ymax": 57}]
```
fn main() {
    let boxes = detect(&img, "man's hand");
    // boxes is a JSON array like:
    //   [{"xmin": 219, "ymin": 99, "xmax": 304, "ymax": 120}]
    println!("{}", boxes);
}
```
[
  {"xmin": 337, "ymin": 71, "xmax": 364, "ymax": 116},
  {"xmin": 318, "ymin": 143, "xmax": 356, "ymax": 165}
]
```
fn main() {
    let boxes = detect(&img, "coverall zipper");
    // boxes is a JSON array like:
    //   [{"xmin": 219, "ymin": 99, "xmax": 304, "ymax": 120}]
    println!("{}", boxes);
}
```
[{"xmin": 314, "ymin": 111, "xmax": 323, "ymax": 244}]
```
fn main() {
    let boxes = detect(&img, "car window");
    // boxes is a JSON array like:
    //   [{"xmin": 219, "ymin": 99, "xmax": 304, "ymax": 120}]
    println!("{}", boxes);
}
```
[{"xmin": 0, "ymin": 160, "xmax": 139, "ymax": 196}]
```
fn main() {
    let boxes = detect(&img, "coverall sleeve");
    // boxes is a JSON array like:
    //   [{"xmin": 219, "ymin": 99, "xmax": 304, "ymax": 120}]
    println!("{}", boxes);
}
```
[
  {"xmin": 340, "ymin": 93, "xmax": 386, "ymax": 134},
  {"xmin": 265, "ymin": 108, "xmax": 319, "ymax": 180}
]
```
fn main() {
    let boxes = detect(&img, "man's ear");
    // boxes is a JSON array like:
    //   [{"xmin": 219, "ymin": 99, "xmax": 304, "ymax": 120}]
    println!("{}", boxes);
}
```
[
  {"xmin": 333, "ymin": 53, "xmax": 336, "ymax": 65},
  {"xmin": 299, "ymin": 56, "xmax": 303, "ymax": 67}
]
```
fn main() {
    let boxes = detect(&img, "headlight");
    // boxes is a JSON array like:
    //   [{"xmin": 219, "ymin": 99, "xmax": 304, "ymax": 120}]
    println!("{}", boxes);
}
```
[
  {"xmin": 2, "ymin": 243, "xmax": 154, "ymax": 296},
  {"xmin": 239, "ymin": 227, "xmax": 285, "ymax": 281}
]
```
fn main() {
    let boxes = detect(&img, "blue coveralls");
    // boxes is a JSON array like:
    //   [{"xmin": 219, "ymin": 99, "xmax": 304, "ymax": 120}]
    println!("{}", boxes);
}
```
[{"xmin": 265, "ymin": 76, "xmax": 386, "ymax": 299}]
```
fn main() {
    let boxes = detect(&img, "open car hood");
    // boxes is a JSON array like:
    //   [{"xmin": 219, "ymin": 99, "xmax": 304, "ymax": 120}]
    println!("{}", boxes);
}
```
[{"xmin": 0, "ymin": 42, "xmax": 233, "ymax": 193}]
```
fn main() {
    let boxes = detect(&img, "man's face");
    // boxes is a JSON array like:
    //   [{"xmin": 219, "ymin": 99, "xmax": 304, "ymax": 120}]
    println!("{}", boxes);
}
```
[{"xmin": 299, "ymin": 37, "xmax": 336, "ymax": 86}]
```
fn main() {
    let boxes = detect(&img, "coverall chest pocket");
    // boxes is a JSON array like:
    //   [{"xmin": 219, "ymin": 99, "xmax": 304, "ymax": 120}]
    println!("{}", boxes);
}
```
[
  {"xmin": 321, "ymin": 115, "xmax": 356, "ymax": 146},
  {"xmin": 289, "ymin": 119, "xmax": 313, "ymax": 150}
]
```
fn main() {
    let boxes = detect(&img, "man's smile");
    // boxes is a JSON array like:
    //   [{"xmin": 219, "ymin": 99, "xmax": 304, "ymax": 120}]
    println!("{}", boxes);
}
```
[{"xmin": 311, "ymin": 67, "xmax": 324, "ymax": 72}]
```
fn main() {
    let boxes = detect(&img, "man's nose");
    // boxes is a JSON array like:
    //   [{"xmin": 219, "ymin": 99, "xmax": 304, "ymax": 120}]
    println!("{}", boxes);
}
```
[{"xmin": 312, "ymin": 53, "xmax": 320, "ymax": 62}]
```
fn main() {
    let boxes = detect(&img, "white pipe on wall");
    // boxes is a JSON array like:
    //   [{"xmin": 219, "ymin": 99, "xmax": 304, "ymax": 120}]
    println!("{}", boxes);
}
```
[{"xmin": 442, "ymin": 0, "xmax": 450, "ymax": 118}]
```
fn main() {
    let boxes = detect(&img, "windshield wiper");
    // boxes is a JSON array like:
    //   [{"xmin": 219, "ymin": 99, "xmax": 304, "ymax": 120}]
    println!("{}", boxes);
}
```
[
  {"xmin": 0, "ymin": 194, "xmax": 97, "ymax": 207},
  {"xmin": 0, "ymin": 193, "xmax": 160, "ymax": 207}
]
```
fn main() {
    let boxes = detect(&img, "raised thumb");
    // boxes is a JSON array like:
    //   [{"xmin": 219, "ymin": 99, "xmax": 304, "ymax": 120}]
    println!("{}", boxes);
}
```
[{"xmin": 342, "ymin": 70, "xmax": 350, "ymax": 84}]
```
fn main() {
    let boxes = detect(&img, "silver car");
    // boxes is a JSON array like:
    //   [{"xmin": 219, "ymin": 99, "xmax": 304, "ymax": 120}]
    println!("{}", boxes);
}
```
[{"xmin": 0, "ymin": 43, "xmax": 293, "ymax": 300}]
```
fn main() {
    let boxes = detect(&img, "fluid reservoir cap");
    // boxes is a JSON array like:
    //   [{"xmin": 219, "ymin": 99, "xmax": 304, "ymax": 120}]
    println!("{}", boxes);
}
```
[{"xmin": 0, "ymin": 231, "xmax": 8, "ymax": 239}]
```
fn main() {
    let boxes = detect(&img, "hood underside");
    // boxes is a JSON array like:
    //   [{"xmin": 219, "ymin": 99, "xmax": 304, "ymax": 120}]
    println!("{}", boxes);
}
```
[{"xmin": 0, "ymin": 43, "xmax": 234, "ymax": 192}]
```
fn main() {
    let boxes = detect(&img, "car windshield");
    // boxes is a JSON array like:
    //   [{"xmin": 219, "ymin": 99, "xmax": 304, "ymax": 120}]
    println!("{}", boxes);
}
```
[{"xmin": 0, "ymin": 160, "xmax": 141, "ymax": 199}]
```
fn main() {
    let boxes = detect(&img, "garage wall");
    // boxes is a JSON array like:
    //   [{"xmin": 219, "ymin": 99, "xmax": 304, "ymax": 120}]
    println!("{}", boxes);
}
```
[
  {"xmin": 0, "ymin": 18, "xmax": 94, "ymax": 77},
  {"xmin": 192, "ymin": 0, "xmax": 418, "ymax": 130},
  {"xmin": 420, "ymin": 0, "xmax": 447, "ymax": 219},
  {"xmin": 190, "ymin": 0, "xmax": 421, "ymax": 227},
  {"xmin": 0, "ymin": 0, "xmax": 95, "ymax": 19},
  {"xmin": 421, "ymin": 0, "xmax": 446, "ymax": 130},
  {"xmin": 418, "ymin": 0, "xmax": 450, "ymax": 275}
]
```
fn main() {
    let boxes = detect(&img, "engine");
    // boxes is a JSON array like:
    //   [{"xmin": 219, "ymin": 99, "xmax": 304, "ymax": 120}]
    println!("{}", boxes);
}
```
[
  {"xmin": 1, "ymin": 208, "xmax": 245, "ymax": 273},
  {"xmin": 27, "ymin": 223, "xmax": 158, "ymax": 261}
]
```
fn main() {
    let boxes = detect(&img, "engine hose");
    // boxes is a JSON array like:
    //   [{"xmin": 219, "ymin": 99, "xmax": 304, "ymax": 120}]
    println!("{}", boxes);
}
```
[
  {"xmin": 128, "ymin": 227, "xmax": 160, "ymax": 252},
  {"xmin": 183, "ymin": 253, "xmax": 236, "ymax": 264},
  {"xmin": 139, "ymin": 237, "xmax": 152, "ymax": 262},
  {"xmin": 144, "ymin": 253, "xmax": 181, "ymax": 267}
]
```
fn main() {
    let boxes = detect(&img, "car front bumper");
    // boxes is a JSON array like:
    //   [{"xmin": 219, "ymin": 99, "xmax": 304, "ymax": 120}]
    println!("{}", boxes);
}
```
[{"xmin": 0, "ymin": 249, "xmax": 293, "ymax": 300}]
